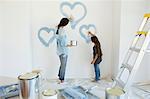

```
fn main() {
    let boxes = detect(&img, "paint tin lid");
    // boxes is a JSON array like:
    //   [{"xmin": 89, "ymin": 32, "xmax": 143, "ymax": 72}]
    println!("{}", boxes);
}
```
[
  {"xmin": 18, "ymin": 72, "xmax": 38, "ymax": 80},
  {"xmin": 106, "ymin": 87, "xmax": 125, "ymax": 96},
  {"xmin": 42, "ymin": 89, "xmax": 57, "ymax": 96},
  {"xmin": 70, "ymin": 40, "xmax": 77, "ymax": 46}
]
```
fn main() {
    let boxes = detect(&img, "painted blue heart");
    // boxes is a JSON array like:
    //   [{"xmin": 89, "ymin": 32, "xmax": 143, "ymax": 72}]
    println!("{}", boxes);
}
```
[
  {"xmin": 79, "ymin": 24, "xmax": 97, "ymax": 43},
  {"xmin": 60, "ymin": 2, "xmax": 87, "ymax": 29},
  {"xmin": 38, "ymin": 27, "xmax": 55, "ymax": 47}
]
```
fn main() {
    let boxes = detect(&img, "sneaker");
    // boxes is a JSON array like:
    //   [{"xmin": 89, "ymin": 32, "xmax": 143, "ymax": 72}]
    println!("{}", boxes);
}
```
[
  {"xmin": 58, "ymin": 80, "xmax": 64, "ymax": 84},
  {"xmin": 91, "ymin": 79, "xmax": 100, "ymax": 82},
  {"xmin": 91, "ymin": 80, "xmax": 97, "ymax": 82}
]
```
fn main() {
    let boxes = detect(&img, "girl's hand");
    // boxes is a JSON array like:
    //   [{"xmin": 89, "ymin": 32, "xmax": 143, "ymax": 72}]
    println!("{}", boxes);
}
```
[
  {"xmin": 91, "ymin": 60, "xmax": 95, "ymax": 64},
  {"xmin": 88, "ymin": 31, "xmax": 95, "ymax": 36}
]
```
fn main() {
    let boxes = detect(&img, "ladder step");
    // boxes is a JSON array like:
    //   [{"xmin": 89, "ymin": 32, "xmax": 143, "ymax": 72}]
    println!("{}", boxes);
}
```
[
  {"xmin": 121, "ymin": 64, "xmax": 133, "ymax": 72},
  {"xmin": 144, "ymin": 13, "xmax": 150, "ymax": 18},
  {"xmin": 115, "ymin": 78, "xmax": 125, "ymax": 88},
  {"xmin": 130, "ymin": 47, "xmax": 150, "ymax": 53},
  {"xmin": 129, "ymin": 47, "xmax": 140, "ymax": 53},
  {"xmin": 146, "ymin": 49, "xmax": 150, "ymax": 53},
  {"xmin": 137, "ymin": 31, "xmax": 148, "ymax": 36}
]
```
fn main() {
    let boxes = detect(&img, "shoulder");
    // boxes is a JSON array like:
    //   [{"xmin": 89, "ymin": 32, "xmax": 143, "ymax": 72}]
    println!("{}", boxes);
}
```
[{"xmin": 59, "ymin": 28, "xmax": 66, "ymax": 32}]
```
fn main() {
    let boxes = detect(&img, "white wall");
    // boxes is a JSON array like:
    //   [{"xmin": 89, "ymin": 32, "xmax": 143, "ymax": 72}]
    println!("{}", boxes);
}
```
[
  {"xmin": 32, "ymin": 0, "xmax": 113, "ymax": 79},
  {"xmin": 145, "ymin": 0, "xmax": 150, "ymax": 80},
  {"xmin": 112, "ymin": 0, "xmax": 121, "ymax": 77},
  {"xmin": 0, "ymin": 1, "xmax": 33, "ymax": 77},
  {"xmin": 0, "ymin": 0, "xmax": 113, "ymax": 79},
  {"xmin": 1, "ymin": 0, "xmax": 149, "ymax": 81},
  {"xmin": 0, "ymin": 2, "xmax": 2, "ymax": 74}
]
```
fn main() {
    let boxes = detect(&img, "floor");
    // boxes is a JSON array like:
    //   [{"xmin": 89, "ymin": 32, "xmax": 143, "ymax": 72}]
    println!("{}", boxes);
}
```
[
  {"xmin": 41, "ymin": 79, "xmax": 150, "ymax": 99},
  {"xmin": 42, "ymin": 78, "xmax": 112, "ymax": 99},
  {"xmin": 2, "ymin": 78, "xmax": 150, "ymax": 99},
  {"xmin": 9, "ymin": 78, "xmax": 112, "ymax": 99}
]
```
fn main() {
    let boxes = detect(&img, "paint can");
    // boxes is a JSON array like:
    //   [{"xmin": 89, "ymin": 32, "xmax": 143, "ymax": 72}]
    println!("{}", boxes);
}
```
[
  {"xmin": 18, "ymin": 72, "xmax": 40, "ymax": 99},
  {"xmin": 32, "ymin": 69, "xmax": 43, "ymax": 86},
  {"xmin": 42, "ymin": 89, "xmax": 57, "ymax": 99},
  {"xmin": 105, "ymin": 87, "xmax": 125, "ymax": 99},
  {"xmin": 70, "ymin": 40, "xmax": 77, "ymax": 46}
]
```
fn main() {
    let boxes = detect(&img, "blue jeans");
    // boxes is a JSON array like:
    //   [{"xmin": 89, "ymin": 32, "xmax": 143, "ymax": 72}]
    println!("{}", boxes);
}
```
[
  {"xmin": 58, "ymin": 54, "xmax": 68, "ymax": 80},
  {"xmin": 94, "ymin": 64, "xmax": 100, "ymax": 81}
]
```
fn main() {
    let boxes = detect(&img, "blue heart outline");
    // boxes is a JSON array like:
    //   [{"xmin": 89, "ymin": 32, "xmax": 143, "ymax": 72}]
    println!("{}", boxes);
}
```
[
  {"xmin": 79, "ymin": 24, "xmax": 97, "ymax": 43},
  {"xmin": 60, "ymin": 2, "xmax": 87, "ymax": 29},
  {"xmin": 38, "ymin": 27, "xmax": 55, "ymax": 47}
]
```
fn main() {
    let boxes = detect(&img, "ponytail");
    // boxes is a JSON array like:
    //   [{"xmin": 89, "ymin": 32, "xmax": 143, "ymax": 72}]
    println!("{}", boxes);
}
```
[
  {"xmin": 56, "ymin": 18, "xmax": 69, "ymax": 35},
  {"xmin": 56, "ymin": 25, "xmax": 60, "ymax": 35},
  {"xmin": 91, "ymin": 36, "xmax": 102, "ymax": 56}
]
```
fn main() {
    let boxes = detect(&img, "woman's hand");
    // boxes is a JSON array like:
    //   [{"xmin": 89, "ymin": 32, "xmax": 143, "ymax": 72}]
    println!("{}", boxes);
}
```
[
  {"xmin": 68, "ymin": 15, "xmax": 74, "ymax": 22},
  {"xmin": 66, "ymin": 44, "xmax": 73, "ymax": 47}
]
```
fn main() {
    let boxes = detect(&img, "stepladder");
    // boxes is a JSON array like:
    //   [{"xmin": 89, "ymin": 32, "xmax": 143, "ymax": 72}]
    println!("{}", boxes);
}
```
[{"xmin": 112, "ymin": 13, "xmax": 150, "ymax": 93}]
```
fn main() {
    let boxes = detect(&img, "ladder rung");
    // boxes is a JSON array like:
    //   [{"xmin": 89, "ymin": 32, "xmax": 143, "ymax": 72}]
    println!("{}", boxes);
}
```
[
  {"xmin": 146, "ymin": 49, "xmax": 150, "ymax": 53},
  {"xmin": 121, "ymin": 64, "xmax": 133, "ymax": 72},
  {"xmin": 137, "ymin": 31, "xmax": 148, "ymax": 36},
  {"xmin": 115, "ymin": 78, "xmax": 125, "ymax": 88},
  {"xmin": 144, "ymin": 13, "xmax": 150, "ymax": 18},
  {"xmin": 129, "ymin": 47, "xmax": 140, "ymax": 53},
  {"xmin": 130, "ymin": 47, "xmax": 150, "ymax": 53}
]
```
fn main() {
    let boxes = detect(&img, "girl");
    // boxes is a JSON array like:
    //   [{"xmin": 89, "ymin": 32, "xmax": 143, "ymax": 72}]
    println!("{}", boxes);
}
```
[
  {"xmin": 55, "ymin": 18, "xmax": 72, "ymax": 83},
  {"xmin": 91, "ymin": 36, "xmax": 103, "ymax": 82}
]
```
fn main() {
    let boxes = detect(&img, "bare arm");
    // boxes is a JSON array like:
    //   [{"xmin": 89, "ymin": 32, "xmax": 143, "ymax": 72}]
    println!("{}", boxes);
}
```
[
  {"xmin": 91, "ymin": 54, "xmax": 98, "ymax": 64},
  {"xmin": 66, "ymin": 44, "xmax": 73, "ymax": 47},
  {"xmin": 88, "ymin": 31, "xmax": 95, "ymax": 37}
]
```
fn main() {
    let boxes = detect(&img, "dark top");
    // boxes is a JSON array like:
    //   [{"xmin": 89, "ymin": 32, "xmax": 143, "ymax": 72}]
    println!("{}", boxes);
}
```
[{"xmin": 93, "ymin": 45, "xmax": 102, "ymax": 64}]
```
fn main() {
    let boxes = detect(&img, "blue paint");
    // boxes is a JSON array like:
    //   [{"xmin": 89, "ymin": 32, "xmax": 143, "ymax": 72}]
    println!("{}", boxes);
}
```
[
  {"xmin": 79, "ymin": 24, "xmax": 97, "ymax": 43},
  {"xmin": 60, "ymin": 86, "xmax": 99, "ymax": 99},
  {"xmin": 38, "ymin": 27, "xmax": 55, "ymax": 47},
  {"xmin": 60, "ymin": 2, "xmax": 87, "ymax": 29}
]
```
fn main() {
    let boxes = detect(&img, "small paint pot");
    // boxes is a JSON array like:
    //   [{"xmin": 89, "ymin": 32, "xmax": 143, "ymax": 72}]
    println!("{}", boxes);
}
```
[{"xmin": 105, "ymin": 87, "xmax": 125, "ymax": 99}]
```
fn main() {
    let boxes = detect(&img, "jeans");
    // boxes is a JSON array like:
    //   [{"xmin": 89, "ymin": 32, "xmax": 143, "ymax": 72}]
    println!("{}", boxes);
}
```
[
  {"xmin": 58, "ymin": 54, "xmax": 68, "ymax": 80},
  {"xmin": 94, "ymin": 64, "xmax": 100, "ymax": 81}
]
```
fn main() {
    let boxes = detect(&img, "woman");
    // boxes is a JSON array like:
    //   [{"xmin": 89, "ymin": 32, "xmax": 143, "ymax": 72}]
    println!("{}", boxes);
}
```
[
  {"xmin": 91, "ymin": 36, "xmax": 102, "ymax": 82},
  {"xmin": 55, "ymin": 18, "xmax": 72, "ymax": 83}
]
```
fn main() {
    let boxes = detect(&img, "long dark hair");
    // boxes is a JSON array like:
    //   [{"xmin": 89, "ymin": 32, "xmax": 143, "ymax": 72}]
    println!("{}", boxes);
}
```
[
  {"xmin": 91, "ymin": 36, "xmax": 100, "ymax": 47},
  {"xmin": 91, "ymin": 36, "xmax": 102, "ymax": 56},
  {"xmin": 56, "ymin": 18, "xmax": 69, "ymax": 34}
]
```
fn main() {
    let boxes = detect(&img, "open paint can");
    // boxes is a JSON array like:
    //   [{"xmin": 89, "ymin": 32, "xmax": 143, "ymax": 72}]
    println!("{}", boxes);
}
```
[
  {"xmin": 105, "ymin": 87, "xmax": 125, "ymax": 99},
  {"xmin": 18, "ymin": 72, "xmax": 40, "ymax": 99},
  {"xmin": 42, "ymin": 89, "xmax": 57, "ymax": 99},
  {"xmin": 32, "ymin": 69, "xmax": 43, "ymax": 86}
]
